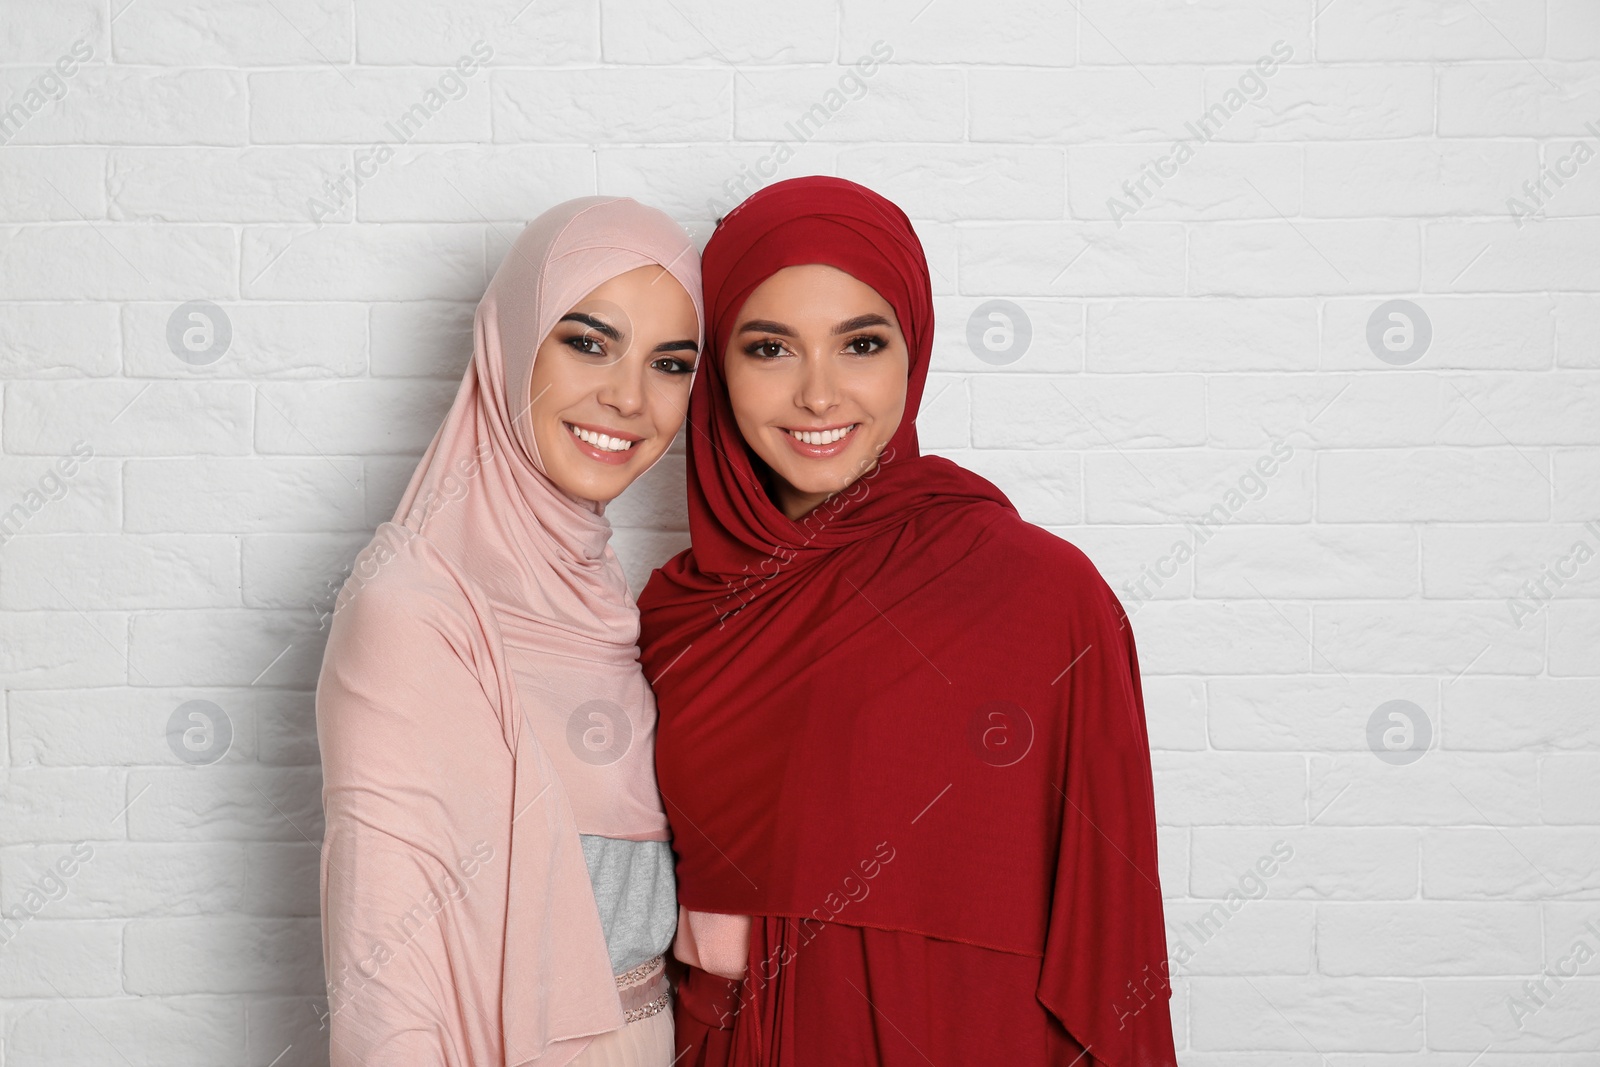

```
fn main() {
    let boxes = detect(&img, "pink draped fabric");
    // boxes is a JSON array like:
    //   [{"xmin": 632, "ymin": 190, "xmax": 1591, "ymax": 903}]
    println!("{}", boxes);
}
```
[{"xmin": 315, "ymin": 197, "xmax": 703, "ymax": 1066}]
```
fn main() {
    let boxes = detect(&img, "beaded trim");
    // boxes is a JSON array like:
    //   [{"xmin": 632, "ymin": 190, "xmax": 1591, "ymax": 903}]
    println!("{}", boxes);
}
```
[
  {"xmin": 615, "ymin": 954, "xmax": 664, "ymax": 989},
  {"xmin": 623, "ymin": 987, "xmax": 671, "ymax": 1024}
]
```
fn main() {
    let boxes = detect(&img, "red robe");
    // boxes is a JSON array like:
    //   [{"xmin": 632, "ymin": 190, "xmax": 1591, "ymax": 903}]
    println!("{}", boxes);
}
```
[{"xmin": 638, "ymin": 175, "xmax": 1177, "ymax": 1067}]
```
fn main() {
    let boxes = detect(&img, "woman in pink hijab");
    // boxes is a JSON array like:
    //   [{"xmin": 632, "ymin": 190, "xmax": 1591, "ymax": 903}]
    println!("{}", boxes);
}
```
[{"xmin": 314, "ymin": 196, "xmax": 703, "ymax": 1066}]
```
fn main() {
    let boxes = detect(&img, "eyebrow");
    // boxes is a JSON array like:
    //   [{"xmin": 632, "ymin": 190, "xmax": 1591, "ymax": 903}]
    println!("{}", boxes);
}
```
[
  {"xmin": 560, "ymin": 312, "xmax": 621, "ymax": 340},
  {"xmin": 737, "ymin": 313, "xmax": 894, "ymax": 337},
  {"xmin": 561, "ymin": 312, "xmax": 698, "ymax": 354}
]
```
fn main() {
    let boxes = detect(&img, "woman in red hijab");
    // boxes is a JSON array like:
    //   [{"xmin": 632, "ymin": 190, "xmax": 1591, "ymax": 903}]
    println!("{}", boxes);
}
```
[{"xmin": 638, "ymin": 176, "xmax": 1177, "ymax": 1066}]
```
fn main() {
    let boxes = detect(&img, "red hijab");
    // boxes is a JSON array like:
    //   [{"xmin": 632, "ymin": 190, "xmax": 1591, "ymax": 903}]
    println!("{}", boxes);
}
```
[{"xmin": 639, "ymin": 176, "xmax": 1176, "ymax": 1066}]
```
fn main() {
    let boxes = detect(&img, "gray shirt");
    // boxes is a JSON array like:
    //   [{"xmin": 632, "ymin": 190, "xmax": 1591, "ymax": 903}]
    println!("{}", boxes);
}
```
[{"xmin": 578, "ymin": 834, "xmax": 678, "ymax": 974}]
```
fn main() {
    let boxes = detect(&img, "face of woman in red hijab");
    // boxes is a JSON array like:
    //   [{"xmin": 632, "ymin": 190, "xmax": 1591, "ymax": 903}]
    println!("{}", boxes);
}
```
[
  {"xmin": 527, "ymin": 264, "xmax": 700, "ymax": 503},
  {"xmin": 722, "ymin": 264, "xmax": 910, "ymax": 520}
]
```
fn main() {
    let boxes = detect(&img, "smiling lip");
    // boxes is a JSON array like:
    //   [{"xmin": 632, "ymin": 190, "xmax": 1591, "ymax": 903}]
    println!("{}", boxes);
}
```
[
  {"xmin": 564, "ymin": 421, "xmax": 643, "ymax": 466},
  {"xmin": 779, "ymin": 422, "xmax": 860, "ymax": 459}
]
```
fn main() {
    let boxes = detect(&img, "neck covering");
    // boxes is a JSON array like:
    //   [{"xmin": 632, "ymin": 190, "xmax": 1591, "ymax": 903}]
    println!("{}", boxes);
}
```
[
  {"xmin": 316, "ymin": 196, "xmax": 703, "ymax": 1066},
  {"xmin": 637, "ymin": 177, "xmax": 1177, "ymax": 1066}
]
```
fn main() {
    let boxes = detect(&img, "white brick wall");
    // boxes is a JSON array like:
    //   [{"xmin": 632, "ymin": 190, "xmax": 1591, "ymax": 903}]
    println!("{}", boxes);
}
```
[{"xmin": 2, "ymin": 1, "xmax": 1597, "ymax": 1062}]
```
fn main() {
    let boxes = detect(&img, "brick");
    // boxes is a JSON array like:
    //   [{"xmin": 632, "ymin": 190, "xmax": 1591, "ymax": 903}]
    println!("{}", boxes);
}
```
[
  {"xmin": 124, "ymin": 457, "xmax": 366, "ymax": 533},
  {"xmin": 122, "ymin": 301, "xmax": 368, "ymax": 379},
  {"xmin": 1322, "ymin": 295, "xmax": 1555, "ymax": 371},
  {"xmin": 843, "ymin": 0, "xmax": 1074, "ymax": 65},
  {"xmin": 1439, "ymin": 62, "xmax": 1600, "ymax": 137},
  {"xmin": 1316, "ymin": 0, "xmax": 1544, "ymax": 61},
  {"xmin": 253, "ymin": 380, "xmax": 457, "ymax": 455},
  {"xmin": 0, "ymin": 302, "xmax": 119, "ymax": 377},
  {"xmin": 1190, "ymin": 221, "xmax": 1420, "ymax": 296},
  {"xmin": 1317, "ymin": 450, "xmax": 1550, "ymax": 523},
  {"xmin": 608, "ymin": 0, "xmax": 835, "ymax": 63},
  {"xmin": 4, "ymin": 380, "xmax": 252, "ymax": 456},
  {"xmin": 1316, "ymin": 601, "xmax": 1545, "ymax": 675},
  {"xmin": 1208, "ymin": 676, "xmax": 1435, "ymax": 752},
  {"xmin": 970, "ymin": 374, "xmax": 1204, "ymax": 449},
  {"xmin": 249, "ymin": 68, "xmax": 492, "ymax": 144},
  {"xmin": 1088, "ymin": 298, "xmax": 1317, "ymax": 373},
  {"xmin": 495, "ymin": 69, "xmax": 729, "ymax": 143},
  {"xmin": 1, "ymin": 534, "xmax": 239, "ymax": 610},
  {"xmin": 109, "ymin": 147, "xmax": 354, "ymax": 223},
  {"xmin": 961, "ymin": 222, "xmax": 1187, "ymax": 296},
  {"xmin": 0, "ymin": 224, "xmax": 236, "ymax": 301},
  {"xmin": 354, "ymin": 0, "xmax": 597, "ymax": 65},
  {"xmin": 971, "ymin": 68, "xmax": 1205, "ymax": 144},
  {"xmin": 240, "ymin": 223, "xmax": 484, "ymax": 301},
  {"xmin": 0, "ymin": 147, "xmax": 106, "ymax": 222},
  {"xmin": 113, "ymin": 0, "xmax": 352, "ymax": 65},
  {"xmin": 736, "ymin": 67, "xmax": 963, "ymax": 143}
]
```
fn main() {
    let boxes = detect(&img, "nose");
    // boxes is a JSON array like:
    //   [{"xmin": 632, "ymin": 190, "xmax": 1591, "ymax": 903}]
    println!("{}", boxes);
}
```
[
  {"xmin": 796, "ymin": 350, "xmax": 839, "ymax": 417},
  {"xmin": 596, "ymin": 351, "xmax": 645, "ymax": 418}
]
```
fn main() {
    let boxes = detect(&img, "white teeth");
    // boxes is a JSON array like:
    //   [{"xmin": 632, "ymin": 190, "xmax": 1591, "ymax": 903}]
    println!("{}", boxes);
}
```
[
  {"xmin": 790, "ymin": 425, "xmax": 856, "ymax": 446},
  {"xmin": 567, "ymin": 423, "xmax": 635, "ymax": 453}
]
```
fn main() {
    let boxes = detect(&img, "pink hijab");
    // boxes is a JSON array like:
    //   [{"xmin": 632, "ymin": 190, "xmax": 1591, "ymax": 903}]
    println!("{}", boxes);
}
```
[{"xmin": 315, "ymin": 197, "xmax": 703, "ymax": 1066}]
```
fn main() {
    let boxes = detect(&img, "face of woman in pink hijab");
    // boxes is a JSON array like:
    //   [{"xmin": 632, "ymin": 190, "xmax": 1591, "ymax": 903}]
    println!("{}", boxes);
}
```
[
  {"xmin": 722, "ymin": 263, "xmax": 910, "ymax": 520},
  {"xmin": 527, "ymin": 264, "xmax": 700, "ymax": 504}
]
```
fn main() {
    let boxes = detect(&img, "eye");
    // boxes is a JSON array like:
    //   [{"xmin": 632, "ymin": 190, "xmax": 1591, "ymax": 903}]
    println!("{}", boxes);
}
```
[
  {"xmin": 565, "ymin": 333, "xmax": 606, "ymax": 356},
  {"xmin": 743, "ymin": 339, "xmax": 789, "ymax": 359},
  {"xmin": 846, "ymin": 333, "xmax": 886, "ymax": 355},
  {"xmin": 652, "ymin": 356, "xmax": 695, "ymax": 375}
]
